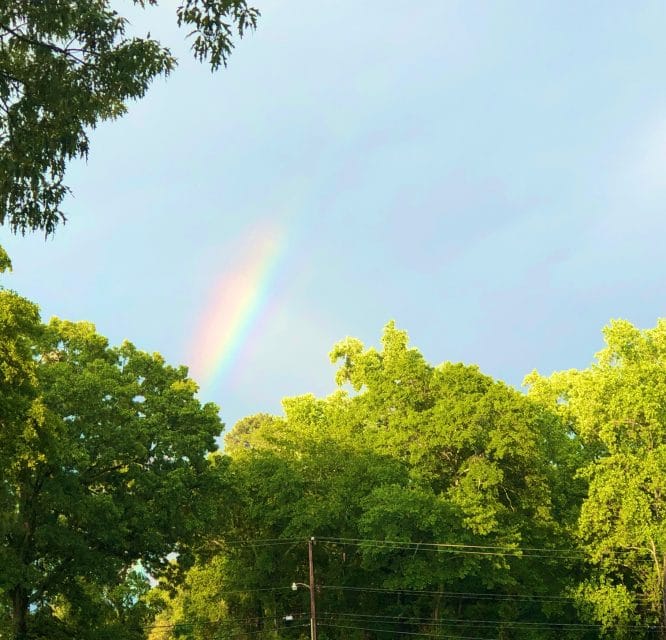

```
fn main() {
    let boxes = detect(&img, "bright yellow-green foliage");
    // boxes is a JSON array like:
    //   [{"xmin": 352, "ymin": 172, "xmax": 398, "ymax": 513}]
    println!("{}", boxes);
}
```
[
  {"xmin": 0, "ymin": 245, "xmax": 11, "ymax": 272},
  {"xmin": 527, "ymin": 319, "xmax": 666, "ymax": 636},
  {"xmin": 159, "ymin": 323, "xmax": 582, "ymax": 640}
]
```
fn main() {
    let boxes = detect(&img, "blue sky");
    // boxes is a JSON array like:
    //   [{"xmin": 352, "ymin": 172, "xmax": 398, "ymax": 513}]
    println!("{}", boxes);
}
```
[{"xmin": 3, "ymin": 1, "xmax": 666, "ymax": 432}]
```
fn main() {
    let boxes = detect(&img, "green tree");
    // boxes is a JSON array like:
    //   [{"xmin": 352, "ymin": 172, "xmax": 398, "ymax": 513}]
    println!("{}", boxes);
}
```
[
  {"xmin": 0, "ymin": 295, "xmax": 223, "ymax": 640},
  {"xmin": 0, "ymin": 244, "xmax": 11, "ymax": 271},
  {"xmin": 329, "ymin": 323, "xmax": 581, "ymax": 639},
  {"xmin": 164, "ymin": 323, "xmax": 584, "ymax": 640},
  {"xmin": 0, "ymin": 289, "xmax": 41, "ymax": 637},
  {"xmin": 0, "ymin": 0, "xmax": 259, "ymax": 236},
  {"xmin": 527, "ymin": 319, "xmax": 666, "ymax": 639}
]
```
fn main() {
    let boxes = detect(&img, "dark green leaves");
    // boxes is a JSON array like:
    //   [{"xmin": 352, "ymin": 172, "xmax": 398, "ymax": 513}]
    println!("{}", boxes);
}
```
[
  {"xmin": 176, "ymin": 1, "xmax": 260, "ymax": 70},
  {"xmin": 0, "ymin": 300, "xmax": 223, "ymax": 638},
  {"xmin": 0, "ymin": 1, "xmax": 259, "ymax": 235}
]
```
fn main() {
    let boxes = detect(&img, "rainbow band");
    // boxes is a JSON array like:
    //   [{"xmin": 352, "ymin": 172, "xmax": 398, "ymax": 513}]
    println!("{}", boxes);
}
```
[{"xmin": 188, "ymin": 223, "xmax": 286, "ymax": 395}]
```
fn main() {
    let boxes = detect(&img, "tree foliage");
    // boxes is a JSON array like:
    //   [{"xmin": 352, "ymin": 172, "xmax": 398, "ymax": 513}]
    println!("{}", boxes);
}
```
[
  {"xmin": 156, "ymin": 323, "xmax": 585, "ymax": 640},
  {"xmin": 0, "ymin": 0, "xmax": 259, "ymax": 236},
  {"xmin": 0, "ymin": 291, "xmax": 222, "ymax": 640},
  {"xmin": 528, "ymin": 319, "xmax": 666, "ymax": 638},
  {"xmin": 5, "ymin": 295, "xmax": 666, "ymax": 640}
]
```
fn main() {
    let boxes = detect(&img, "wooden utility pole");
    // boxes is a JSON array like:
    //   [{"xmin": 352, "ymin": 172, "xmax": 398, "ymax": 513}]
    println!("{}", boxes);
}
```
[{"xmin": 308, "ymin": 537, "xmax": 317, "ymax": 640}]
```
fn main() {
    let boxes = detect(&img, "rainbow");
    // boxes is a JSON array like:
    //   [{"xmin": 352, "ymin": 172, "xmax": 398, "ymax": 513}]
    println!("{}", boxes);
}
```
[{"xmin": 187, "ymin": 221, "xmax": 287, "ymax": 395}]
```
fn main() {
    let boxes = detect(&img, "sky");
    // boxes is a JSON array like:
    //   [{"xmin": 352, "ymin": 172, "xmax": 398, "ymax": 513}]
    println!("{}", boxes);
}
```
[{"xmin": 3, "ymin": 1, "xmax": 666, "ymax": 434}]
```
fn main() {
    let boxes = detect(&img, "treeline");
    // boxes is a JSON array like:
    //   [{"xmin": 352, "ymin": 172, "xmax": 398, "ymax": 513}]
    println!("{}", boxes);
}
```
[
  {"xmin": 1, "ymin": 277, "xmax": 665, "ymax": 639},
  {"xmin": 151, "ymin": 321, "xmax": 666, "ymax": 640}
]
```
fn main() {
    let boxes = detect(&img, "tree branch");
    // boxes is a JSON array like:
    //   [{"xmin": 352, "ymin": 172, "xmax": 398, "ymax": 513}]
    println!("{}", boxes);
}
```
[{"xmin": 0, "ymin": 22, "xmax": 89, "ymax": 66}]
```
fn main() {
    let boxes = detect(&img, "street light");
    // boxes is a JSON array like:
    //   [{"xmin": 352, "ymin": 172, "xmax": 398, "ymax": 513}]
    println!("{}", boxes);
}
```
[
  {"xmin": 290, "ymin": 538, "xmax": 317, "ymax": 640},
  {"xmin": 291, "ymin": 582, "xmax": 316, "ymax": 640}
]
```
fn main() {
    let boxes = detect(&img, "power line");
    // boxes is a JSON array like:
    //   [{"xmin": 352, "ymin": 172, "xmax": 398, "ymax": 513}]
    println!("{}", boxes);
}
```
[
  {"xmin": 320, "ymin": 583, "xmax": 652, "ymax": 603},
  {"xmin": 319, "ymin": 537, "xmax": 644, "ymax": 559},
  {"xmin": 317, "ymin": 611, "xmax": 658, "ymax": 630},
  {"xmin": 207, "ymin": 537, "xmax": 304, "ymax": 548},
  {"xmin": 146, "ymin": 613, "xmax": 307, "ymax": 631},
  {"xmin": 320, "ymin": 584, "xmax": 583, "ymax": 602},
  {"xmin": 325, "ymin": 543, "xmax": 582, "ymax": 560},
  {"xmin": 215, "ymin": 537, "xmax": 303, "ymax": 545},
  {"xmin": 196, "ymin": 535, "xmax": 645, "ymax": 559},
  {"xmin": 203, "ymin": 586, "xmax": 293, "ymax": 596},
  {"xmin": 207, "ymin": 623, "xmax": 310, "ymax": 639},
  {"xmin": 321, "ymin": 536, "xmax": 580, "ymax": 553},
  {"xmin": 318, "ymin": 622, "xmax": 495, "ymax": 639}
]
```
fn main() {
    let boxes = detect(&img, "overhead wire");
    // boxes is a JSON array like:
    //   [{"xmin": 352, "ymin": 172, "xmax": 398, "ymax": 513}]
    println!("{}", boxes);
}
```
[
  {"xmin": 146, "ymin": 612, "xmax": 307, "ymax": 631},
  {"xmin": 318, "ymin": 536, "xmax": 643, "ymax": 559},
  {"xmin": 317, "ymin": 611, "xmax": 658, "ymax": 631},
  {"xmin": 206, "ymin": 624, "xmax": 310, "ymax": 639},
  {"xmin": 321, "ymin": 584, "xmax": 580, "ymax": 602},
  {"xmin": 207, "ymin": 537, "xmax": 304, "ymax": 549},
  {"xmin": 200, "ymin": 586, "xmax": 293, "ymax": 595},
  {"xmin": 317, "ymin": 622, "xmax": 495, "ymax": 638},
  {"xmin": 321, "ymin": 536, "xmax": 583, "ymax": 552},
  {"xmin": 319, "ymin": 583, "xmax": 652, "ymax": 603}
]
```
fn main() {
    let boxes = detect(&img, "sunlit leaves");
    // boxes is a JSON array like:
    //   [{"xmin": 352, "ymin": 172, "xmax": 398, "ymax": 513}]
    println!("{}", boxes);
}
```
[{"xmin": 528, "ymin": 319, "xmax": 666, "ymax": 635}]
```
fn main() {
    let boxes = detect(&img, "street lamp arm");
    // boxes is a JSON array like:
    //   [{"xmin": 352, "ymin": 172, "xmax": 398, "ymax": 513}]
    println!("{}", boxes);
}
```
[{"xmin": 291, "ymin": 581, "xmax": 309, "ymax": 591}]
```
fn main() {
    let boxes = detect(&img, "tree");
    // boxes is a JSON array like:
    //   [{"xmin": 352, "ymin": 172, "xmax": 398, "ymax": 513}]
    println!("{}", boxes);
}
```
[
  {"xmin": 329, "ymin": 323, "xmax": 581, "ymax": 639},
  {"xmin": 526, "ymin": 319, "xmax": 666, "ymax": 639},
  {"xmin": 0, "ymin": 293, "xmax": 223, "ymax": 640},
  {"xmin": 0, "ymin": 0, "xmax": 259, "ymax": 236},
  {"xmin": 164, "ymin": 323, "xmax": 582, "ymax": 640}
]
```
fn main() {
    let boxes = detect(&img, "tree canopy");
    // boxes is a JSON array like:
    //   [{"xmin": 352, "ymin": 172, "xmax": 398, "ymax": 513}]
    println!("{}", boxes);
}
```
[
  {"xmin": 152, "ymin": 323, "xmax": 587, "ymax": 640},
  {"xmin": 0, "ymin": 0, "xmax": 259, "ymax": 236},
  {"xmin": 3, "ymin": 277, "xmax": 666, "ymax": 640},
  {"xmin": 0, "ymin": 289, "xmax": 223, "ymax": 639},
  {"xmin": 527, "ymin": 319, "xmax": 666, "ymax": 638}
]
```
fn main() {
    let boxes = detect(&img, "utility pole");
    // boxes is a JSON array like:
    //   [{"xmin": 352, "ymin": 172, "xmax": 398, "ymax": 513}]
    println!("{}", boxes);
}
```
[
  {"xmin": 289, "ymin": 538, "xmax": 318, "ymax": 640},
  {"xmin": 308, "ymin": 537, "xmax": 317, "ymax": 640}
]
